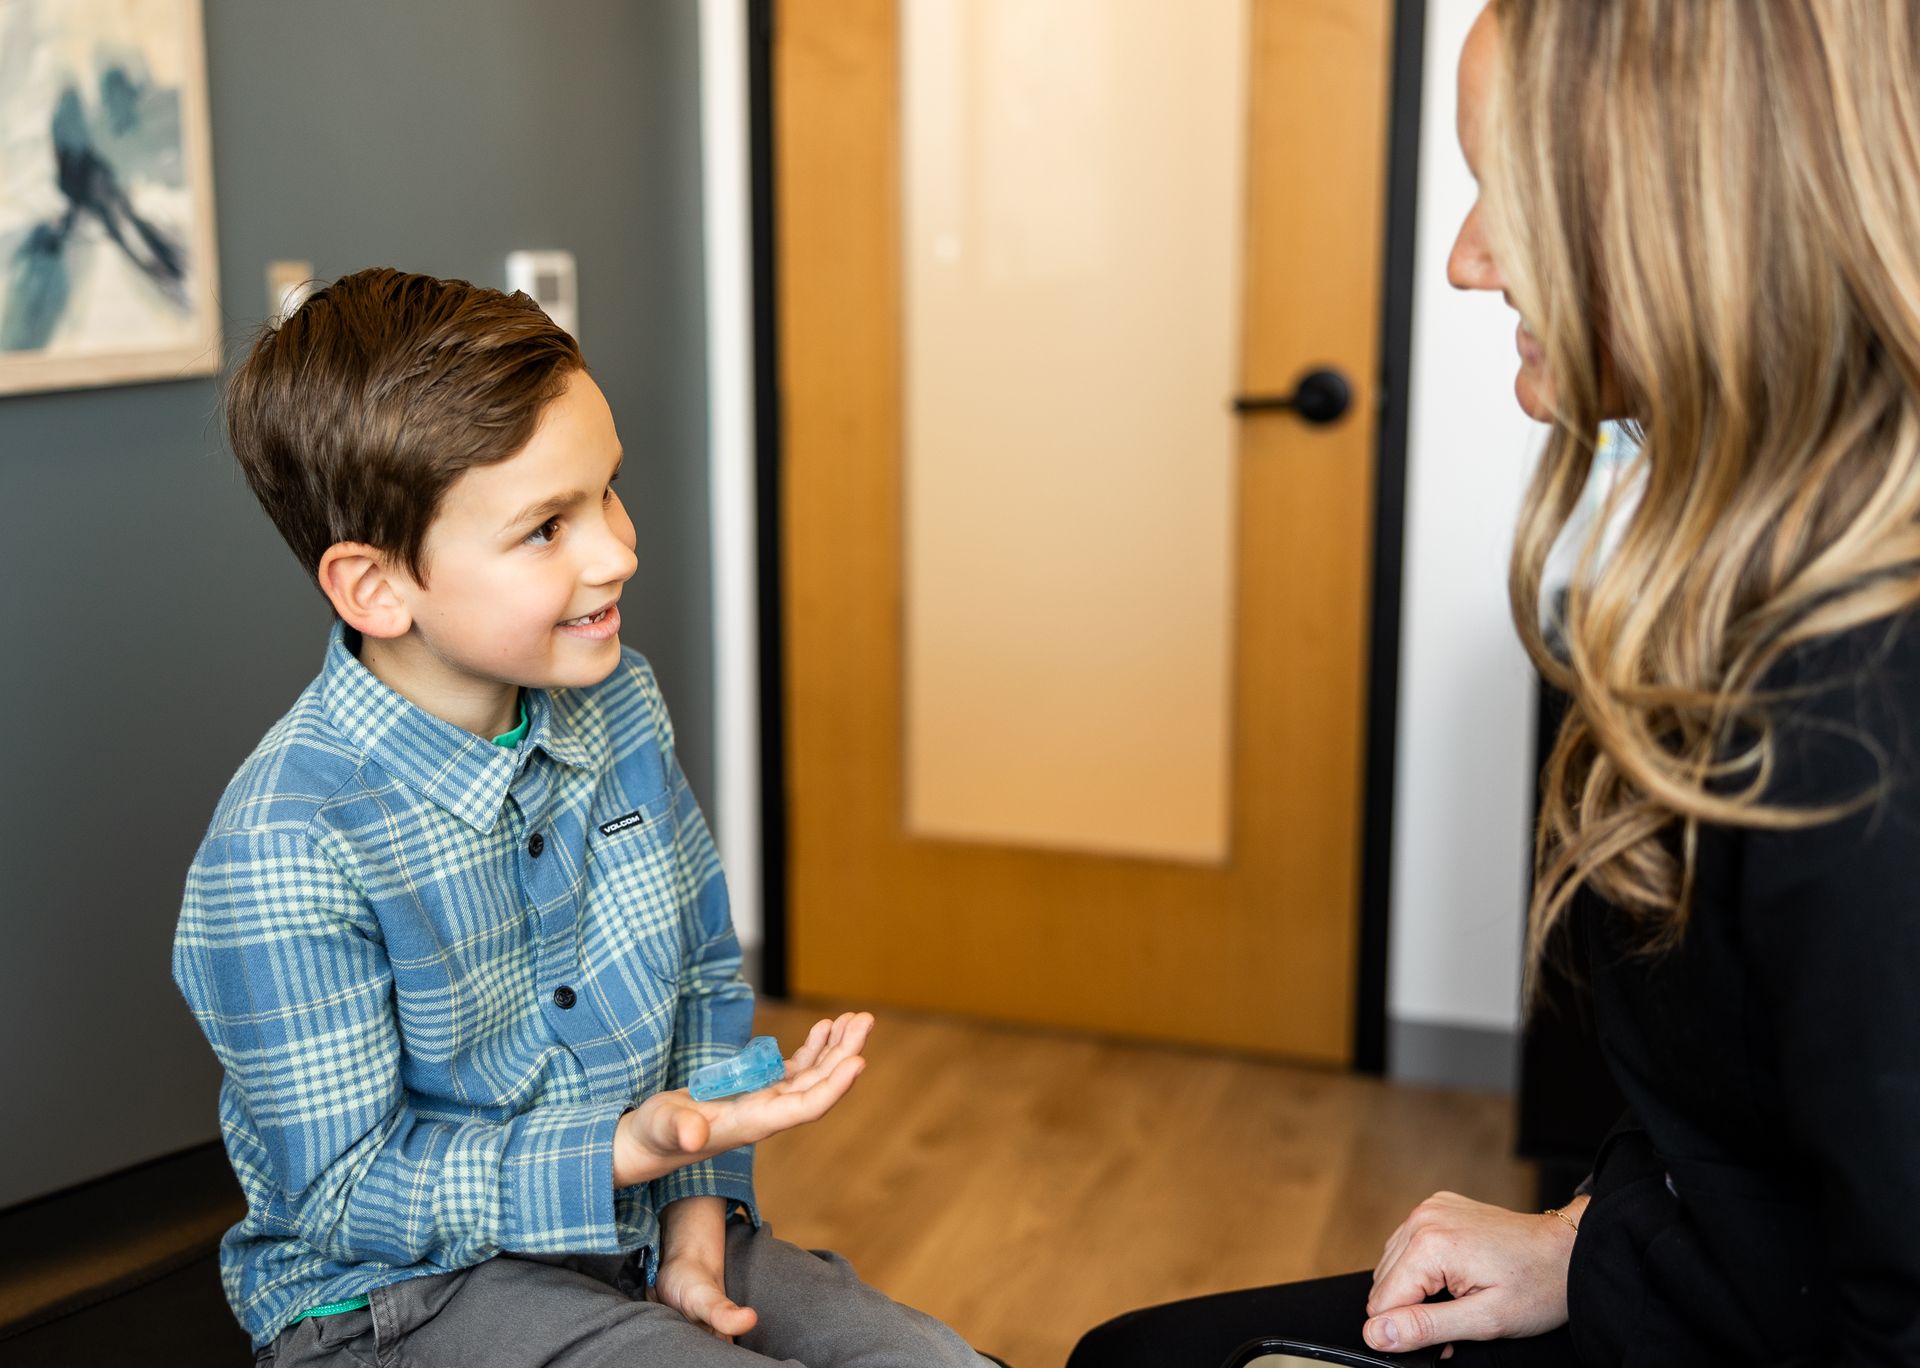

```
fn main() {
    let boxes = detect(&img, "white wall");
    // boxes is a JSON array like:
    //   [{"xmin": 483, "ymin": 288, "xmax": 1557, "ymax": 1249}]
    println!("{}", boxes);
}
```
[
  {"xmin": 701, "ymin": 0, "xmax": 761, "ymax": 951},
  {"xmin": 1387, "ymin": 0, "xmax": 1547, "ymax": 1037}
]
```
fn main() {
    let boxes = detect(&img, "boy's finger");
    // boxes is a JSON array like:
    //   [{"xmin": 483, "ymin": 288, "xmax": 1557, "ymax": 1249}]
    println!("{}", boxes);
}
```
[
  {"xmin": 785, "ymin": 1043, "xmax": 866, "ymax": 1094},
  {"xmin": 793, "ymin": 1018, "xmax": 832, "ymax": 1071},
  {"xmin": 678, "ymin": 1278, "xmax": 725, "ymax": 1333},
  {"xmin": 820, "ymin": 1012, "xmax": 872, "ymax": 1064},
  {"xmin": 712, "ymin": 1056, "xmax": 864, "ymax": 1149},
  {"xmin": 808, "ymin": 1055, "xmax": 865, "ymax": 1109},
  {"xmin": 790, "ymin": 1019, "xmax": 861, "ymax": 1076},
  {"xmin": 647, "ymin": 1100, "xmax": 711, "ymax": 1155},
  {"xmin": 776, "ymin": 1056, "xmax": 866, "ymax": 1122},
  {"xmin": 706, "ymin": 1295, "xmax": 758, "ymax": 1337},
  {"xmin": 837, "ymin": 1012, "xmax": 874, "ymax": 1056}
]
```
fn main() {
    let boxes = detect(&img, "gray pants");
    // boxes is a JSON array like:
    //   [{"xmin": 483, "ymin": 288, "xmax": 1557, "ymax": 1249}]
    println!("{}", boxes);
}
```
[{"xmin": 257, "ymin": 1219, "xmax": 985, "ymax": 1368}]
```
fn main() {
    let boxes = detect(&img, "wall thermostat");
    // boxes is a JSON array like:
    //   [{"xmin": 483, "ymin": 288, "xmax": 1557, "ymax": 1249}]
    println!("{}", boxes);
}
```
[{"xmin": 507, "ymin": 250, "xmax": 578, "ymax": 339}]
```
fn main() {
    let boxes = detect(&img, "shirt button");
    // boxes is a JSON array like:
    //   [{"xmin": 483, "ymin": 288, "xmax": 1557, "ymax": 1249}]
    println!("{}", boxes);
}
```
[
  {"xmin": 552, "ymin": 985, "xmax": 576, "ymax": 1010},
  {"xmin": 528, "ymin": 832, "xmax": 545, "ymax": 857}
]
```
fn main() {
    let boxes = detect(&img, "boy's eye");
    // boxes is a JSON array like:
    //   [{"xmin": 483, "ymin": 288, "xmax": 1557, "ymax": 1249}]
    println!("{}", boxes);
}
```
[{"xmin": 525, "ymin": 516, "xmax": 562, "ymax": 546}]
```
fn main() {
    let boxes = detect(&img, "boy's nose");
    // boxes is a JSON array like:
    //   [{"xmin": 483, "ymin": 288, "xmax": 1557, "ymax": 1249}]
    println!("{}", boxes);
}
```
[{"xmin": 589, "ymin": 522, "xmax": 639, "ymax": 586}]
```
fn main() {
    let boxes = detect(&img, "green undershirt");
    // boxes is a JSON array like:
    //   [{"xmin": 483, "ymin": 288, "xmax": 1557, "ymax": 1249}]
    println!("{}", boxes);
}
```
[
  {"xmin": 491, "ymin": 695, "xmax": 530, "ymax": 747},
  {"xmin": 289, "ymin": 699, "xmax": 527, "ymax": 1328}
]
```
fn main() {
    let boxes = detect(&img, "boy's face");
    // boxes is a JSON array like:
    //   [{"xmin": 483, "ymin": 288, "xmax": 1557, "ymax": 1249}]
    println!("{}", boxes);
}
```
[{"xmin": 387, "ymin": 369, "xmax": 638, "ymax": 702}]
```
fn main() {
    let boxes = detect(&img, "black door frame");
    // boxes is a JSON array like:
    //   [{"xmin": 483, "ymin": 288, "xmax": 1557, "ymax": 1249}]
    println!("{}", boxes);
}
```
[{"xmin": 748, "ymin": 0, "xmax": 1428, "ymax": 1074}]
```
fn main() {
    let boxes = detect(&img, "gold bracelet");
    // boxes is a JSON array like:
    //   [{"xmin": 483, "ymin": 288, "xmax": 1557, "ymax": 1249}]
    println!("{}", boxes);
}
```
[{"xmin": 1544, "ymin": 1206, "xmax": 1580, "ymax": 1233}]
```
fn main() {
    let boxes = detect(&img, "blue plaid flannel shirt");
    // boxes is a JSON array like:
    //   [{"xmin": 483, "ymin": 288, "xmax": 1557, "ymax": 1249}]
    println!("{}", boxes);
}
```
[{"xmin": 173, "ymin": 624, "xmax": 756, "ymax": 1347}]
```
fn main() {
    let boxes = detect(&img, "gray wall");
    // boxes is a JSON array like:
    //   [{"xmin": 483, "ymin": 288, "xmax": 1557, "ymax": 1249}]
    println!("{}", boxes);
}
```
[{"xmin": 0, "ymin": 1, "xmax": 711, "ymax": 1208}]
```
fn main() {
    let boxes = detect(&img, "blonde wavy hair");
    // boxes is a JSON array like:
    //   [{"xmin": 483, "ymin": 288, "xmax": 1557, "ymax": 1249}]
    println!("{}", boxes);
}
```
[{"xmin": 1484, "ymin": 0, "xmax": 1920, "ymax": 976}]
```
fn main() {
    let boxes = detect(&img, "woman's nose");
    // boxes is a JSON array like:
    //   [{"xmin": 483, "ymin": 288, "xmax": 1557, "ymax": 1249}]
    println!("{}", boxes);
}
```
[{"xmin": 1448, "ymin": 203, "xmax": 1501, "ymax": 292}]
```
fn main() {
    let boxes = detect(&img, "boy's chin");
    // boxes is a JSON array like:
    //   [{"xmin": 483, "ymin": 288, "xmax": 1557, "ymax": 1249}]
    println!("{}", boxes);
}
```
[{"xmin": 544, "ymin": 638, "xmax": 625, "ymax": 688}]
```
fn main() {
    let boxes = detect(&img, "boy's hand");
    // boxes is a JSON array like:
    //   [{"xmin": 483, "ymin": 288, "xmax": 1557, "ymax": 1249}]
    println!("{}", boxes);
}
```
[
  {"xmin": 653, "ymin": 1197, "xmax": 756, "ymax": 1340},
  {"xmin": 612, "ymin": 1011, "xmax": 872, "ymax": 1188}
]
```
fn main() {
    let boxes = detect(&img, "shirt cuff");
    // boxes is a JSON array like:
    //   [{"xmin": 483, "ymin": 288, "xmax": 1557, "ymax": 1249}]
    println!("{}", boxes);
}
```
[
  {"xmin": 499, "ymin": 1101, "xmax": 628, "ymax": 1252},
  {"xmin": 650, "ymin": 1145, "xmax": 758, "ymax": 1226}
]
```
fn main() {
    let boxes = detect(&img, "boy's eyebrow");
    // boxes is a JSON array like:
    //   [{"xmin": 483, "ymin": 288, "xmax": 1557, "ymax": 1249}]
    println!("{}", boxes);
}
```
[
  {"xmin": 501, "ymin": 491, "xmax": 581, "ymax": 533},
  {"xmin": 500, "ymin": 453, "xmax": 623, "ymax": 534}
]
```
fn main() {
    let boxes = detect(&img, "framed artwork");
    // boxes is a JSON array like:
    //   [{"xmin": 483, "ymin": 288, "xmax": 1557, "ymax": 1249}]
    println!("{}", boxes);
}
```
[{"xmin": 0, "ymin": 0, "xmax": 221, "ymax": 397}]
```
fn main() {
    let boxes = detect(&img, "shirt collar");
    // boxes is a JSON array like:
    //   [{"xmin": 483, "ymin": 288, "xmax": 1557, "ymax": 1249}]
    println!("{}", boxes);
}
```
[{"xmin": 317, "ymin": 622, "xmax": 598, "ymax": 831}]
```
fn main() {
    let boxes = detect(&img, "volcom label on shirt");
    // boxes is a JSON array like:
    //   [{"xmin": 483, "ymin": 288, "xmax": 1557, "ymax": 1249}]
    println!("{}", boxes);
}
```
[{"xmin": 598, "ymin": 810, "xmax": 646, "ymax": 836}]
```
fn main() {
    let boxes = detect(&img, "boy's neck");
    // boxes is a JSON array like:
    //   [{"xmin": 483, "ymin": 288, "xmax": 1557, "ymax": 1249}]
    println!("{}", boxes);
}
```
[{"xmin": 356, "ymin": 633, "xmax": 523, "ymax": 740}]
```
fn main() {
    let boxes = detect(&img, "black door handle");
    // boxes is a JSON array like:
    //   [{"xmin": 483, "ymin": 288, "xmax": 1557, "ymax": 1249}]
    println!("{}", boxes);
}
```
[{"xmin": 1232, "ymin": 367, "xmax": 1353, "ymax": 426}]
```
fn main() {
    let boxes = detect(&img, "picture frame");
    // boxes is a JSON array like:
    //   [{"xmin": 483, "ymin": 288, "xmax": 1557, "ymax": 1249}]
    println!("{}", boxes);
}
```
[{"xmin": 0, "ymin": 0, "xmax": 222, "ymax": 398}]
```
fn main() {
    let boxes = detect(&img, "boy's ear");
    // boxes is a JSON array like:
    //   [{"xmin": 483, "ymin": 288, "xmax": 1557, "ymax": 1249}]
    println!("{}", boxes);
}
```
[{"xmin": 317, "ymin": 543, "xmax": 415, "ymax": 639}]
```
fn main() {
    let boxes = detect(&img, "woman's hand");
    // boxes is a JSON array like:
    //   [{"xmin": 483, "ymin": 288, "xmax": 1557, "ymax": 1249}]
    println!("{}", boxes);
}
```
[
  {"xmin": 1363, "ymin": 1190, "xmax": 1585, "ymax": 1356},
  {"xmin": 613, "ymin": 1012, "xmax": 872, "ymax": 1188}
]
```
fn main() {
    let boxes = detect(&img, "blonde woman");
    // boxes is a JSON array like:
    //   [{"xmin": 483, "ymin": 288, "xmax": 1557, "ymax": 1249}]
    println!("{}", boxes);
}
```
[{"xmin": 1069, "ymin": 1, "xmax": 1920, "ymax": 1363}]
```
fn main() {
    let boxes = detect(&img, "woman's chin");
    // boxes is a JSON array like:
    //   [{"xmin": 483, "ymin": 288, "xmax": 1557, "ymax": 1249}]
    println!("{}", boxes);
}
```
[{"xmin": 1514, "ymin": 369, "xmax": 1555, "ymax": 423}]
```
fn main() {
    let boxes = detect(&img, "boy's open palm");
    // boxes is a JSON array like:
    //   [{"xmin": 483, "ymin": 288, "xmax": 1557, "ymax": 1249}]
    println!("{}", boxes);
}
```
[{"xmin": 613, "ymin": 1012, "xmax": 873, "ymax": 1188}]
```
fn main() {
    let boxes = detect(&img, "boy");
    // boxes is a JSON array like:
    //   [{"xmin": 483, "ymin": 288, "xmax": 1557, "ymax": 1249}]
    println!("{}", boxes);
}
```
[{"xmin": 173, "ymin": 268, "xmax": 985, "ymax": 1366}]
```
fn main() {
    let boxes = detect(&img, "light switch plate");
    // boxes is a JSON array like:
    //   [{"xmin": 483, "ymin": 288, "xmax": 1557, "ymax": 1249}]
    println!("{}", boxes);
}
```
[
  {"xmin": 266, "ymin": 260, "xmax": 315, "ymax": 324},
  {"xmin": 506, "ymin": 250, "xmax": 578, "ymax": 339}
]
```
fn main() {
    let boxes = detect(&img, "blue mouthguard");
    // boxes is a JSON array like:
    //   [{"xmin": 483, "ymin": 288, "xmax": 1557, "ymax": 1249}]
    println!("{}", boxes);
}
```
[{"xmin": 688, "ymin": 1035, "xmax": 786, "ymax": 1101}]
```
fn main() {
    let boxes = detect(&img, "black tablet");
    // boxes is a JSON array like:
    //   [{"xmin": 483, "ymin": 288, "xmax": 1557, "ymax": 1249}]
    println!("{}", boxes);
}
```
[{"xmin": 1221, "ymin": 1336, "xmax": 1441, "ymax": 1368}]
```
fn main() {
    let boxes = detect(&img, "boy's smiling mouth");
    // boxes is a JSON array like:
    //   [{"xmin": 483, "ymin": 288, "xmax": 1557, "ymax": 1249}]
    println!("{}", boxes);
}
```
[{"xmin": 557, "ymin": 602, "xmax": 621, "ymax": 639}]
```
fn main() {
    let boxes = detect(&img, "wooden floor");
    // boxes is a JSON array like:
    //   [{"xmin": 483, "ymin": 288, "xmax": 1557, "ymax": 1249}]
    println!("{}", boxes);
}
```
[
  {"xmin": 752, "ymin": 1001, "xmax": 1531, "ymax": 1368},
  {"xmin": 1, "ymin": 1004, "xmax": 1528, "ymax": 1368}
]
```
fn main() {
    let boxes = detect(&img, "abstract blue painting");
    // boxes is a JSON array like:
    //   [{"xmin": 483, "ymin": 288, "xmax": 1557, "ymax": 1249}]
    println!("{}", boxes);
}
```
[{"xmin": 0, "ymin": 0, "xmax": 220, "ymax": 396}]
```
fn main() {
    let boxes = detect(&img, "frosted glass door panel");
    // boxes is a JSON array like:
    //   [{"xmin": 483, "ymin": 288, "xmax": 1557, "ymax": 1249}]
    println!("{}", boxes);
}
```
[{"xmin": 903, "ymin": 0, "xmax": 1246, "ymax": 864}]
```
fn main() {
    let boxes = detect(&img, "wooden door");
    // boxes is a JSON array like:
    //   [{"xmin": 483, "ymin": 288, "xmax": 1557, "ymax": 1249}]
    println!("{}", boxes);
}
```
[{"xmin": 776, "ymin": 0, "xmax": 1392, "ymax": 1063}]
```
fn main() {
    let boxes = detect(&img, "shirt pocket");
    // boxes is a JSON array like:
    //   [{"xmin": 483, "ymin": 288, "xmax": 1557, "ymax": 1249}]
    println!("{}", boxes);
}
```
[{"xmin": 582, "ymin": 788, "xmax": 685, "ymax": 987}]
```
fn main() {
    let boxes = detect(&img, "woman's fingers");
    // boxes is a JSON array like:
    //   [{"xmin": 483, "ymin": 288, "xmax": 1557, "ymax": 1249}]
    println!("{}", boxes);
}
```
[
  {"xmin": 1368, "ymin": 1231, "xmax": 1449, "ymax": 1322},
  {"xmin": 1372, "ymin": 1219, "xmax": 1414, "ymax": 1286},
  {"xmin": 1365, "ymin": 1295, "xmax": 1496, "ymax": 1355},
  {"xmin": 1363, "ymin": 1192, "xmax": 1577, "ymax": 1350}
]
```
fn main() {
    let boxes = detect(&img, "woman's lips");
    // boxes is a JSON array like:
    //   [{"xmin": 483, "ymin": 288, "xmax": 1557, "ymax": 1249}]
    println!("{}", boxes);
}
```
[{"xmin": 1516, "ymin": 318, "xmax": 1545, "ymax": 366}]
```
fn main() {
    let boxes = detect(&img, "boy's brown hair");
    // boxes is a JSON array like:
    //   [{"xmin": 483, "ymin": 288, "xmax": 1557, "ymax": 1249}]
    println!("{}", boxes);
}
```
[{"xmin": 228, "ymin": 267, "xmax": 583, "ymax": 586}]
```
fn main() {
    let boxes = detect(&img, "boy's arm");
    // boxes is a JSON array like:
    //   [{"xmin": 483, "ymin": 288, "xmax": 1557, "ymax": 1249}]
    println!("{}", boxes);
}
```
[
  {"xmin": 638, "ymin": 671, "xmax": 760, "ymax": 1221},
  {"xmin": 640, "ymin": 1014, "xmax": 872, "ymax": 1334},
  {"xmin": 653, "ymin": 1196, "xmax": 758, "ymax": 1340},
  {"xmin": 173, "ymin": 826, "xmax": 628, "ymax": 1269}
]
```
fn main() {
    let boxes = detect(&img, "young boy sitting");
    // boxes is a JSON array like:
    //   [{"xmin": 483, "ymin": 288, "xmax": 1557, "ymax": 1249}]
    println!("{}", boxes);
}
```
[{"xmin": 173, "ymin": 268, "xmax": 986, "ymax": 1367}]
